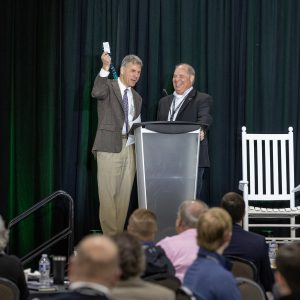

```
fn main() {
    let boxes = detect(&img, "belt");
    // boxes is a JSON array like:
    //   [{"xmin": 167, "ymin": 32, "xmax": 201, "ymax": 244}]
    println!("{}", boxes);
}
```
[{"xmin": 122, "ymin": 134, "xmax": 128, "ymax": 139}]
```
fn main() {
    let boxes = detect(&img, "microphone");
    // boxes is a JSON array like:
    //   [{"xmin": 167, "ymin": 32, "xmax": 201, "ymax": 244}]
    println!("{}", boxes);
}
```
[{"xmin": 162, "ymin": 89, "xmax": 168, "ymax": 97}]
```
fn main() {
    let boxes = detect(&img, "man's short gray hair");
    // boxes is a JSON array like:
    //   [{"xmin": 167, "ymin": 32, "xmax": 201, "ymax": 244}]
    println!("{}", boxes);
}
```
[
  {"xmin": 121, "ymin": 55, "xmax": 143, "ymax": 68},
  {"xmin": 0, "ymin": 215, "xmax": 9, "ymax": 252},
  {"xmin": 178, "ymin": 200, "xmax": 208, "ymax": 228},
  {"xmin": 175, "ymin": 63, "xmax": 195, "ymax": 77}
]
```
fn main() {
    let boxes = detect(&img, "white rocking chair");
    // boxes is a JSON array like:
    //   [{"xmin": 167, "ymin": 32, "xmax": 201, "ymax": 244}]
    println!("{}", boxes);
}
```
[{"xmin": 239, "ymin": 126, "xmax": 300, "ymax": 241}]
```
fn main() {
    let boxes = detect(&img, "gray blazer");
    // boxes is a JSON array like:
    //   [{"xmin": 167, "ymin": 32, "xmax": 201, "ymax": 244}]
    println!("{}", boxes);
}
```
[
  {"xmin": 111, "ymin": 276, "xmax": 175, "ymax": 300},
  {"xmin": 91, "ymin": 76, "xmax": 142, "ymax": 154}
]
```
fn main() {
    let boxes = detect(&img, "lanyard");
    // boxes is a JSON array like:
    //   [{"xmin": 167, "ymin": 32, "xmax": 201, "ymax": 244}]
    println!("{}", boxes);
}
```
[{"xmin": 169, "ymin": 97, "xmax": 185, "ymax": 121}]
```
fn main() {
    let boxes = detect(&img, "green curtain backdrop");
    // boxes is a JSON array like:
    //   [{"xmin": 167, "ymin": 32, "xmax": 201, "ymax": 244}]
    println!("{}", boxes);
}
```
[{"xmin": 1, "ymin": 0, "xmax": 300, "ymax": 251}]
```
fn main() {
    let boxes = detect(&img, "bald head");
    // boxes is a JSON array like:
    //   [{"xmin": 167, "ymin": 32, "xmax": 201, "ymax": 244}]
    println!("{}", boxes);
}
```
[
  {"xmin": 70, "ymin": 234, "xmax": 120, "ymax": 287},
  {"xmin": 173, "ymin": 63, "xmax": 195, "ymax": 95},
  {"xmin": 176, "ymin": 200, "xmax": 208, "ymax": 233}
]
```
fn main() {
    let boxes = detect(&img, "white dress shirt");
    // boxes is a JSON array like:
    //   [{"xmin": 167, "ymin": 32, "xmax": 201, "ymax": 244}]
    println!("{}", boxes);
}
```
[
  {"xmin": 99, "ymin": 69, "xmax": 140, "ymax": 145},
  {"xmin": 168, "ymin": 86, "xmax": 193, "ymax": 121}
]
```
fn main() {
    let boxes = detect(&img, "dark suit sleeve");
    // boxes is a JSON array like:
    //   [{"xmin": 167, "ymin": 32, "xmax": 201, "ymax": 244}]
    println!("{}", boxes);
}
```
[
  {"xmin": 197, "ymin": 94, "xmax": 213, "ymax": 130},
  {"xmin": 157, "ymin": 97, "xmax": 169, "ymax": 121},
  {"xmin": 157, "ymin": 100, "xmax": 163, "ymax": 120}
]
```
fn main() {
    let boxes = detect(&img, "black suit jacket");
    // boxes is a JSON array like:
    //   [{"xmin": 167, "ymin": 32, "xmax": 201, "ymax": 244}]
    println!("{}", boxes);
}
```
[
  {"xmin": 0, "ymin": 254, "xmax": 29, "ymax": 300},
  {"xmin": 223, "ymin": 224, "xmax": 274, "ymax": 292},
  {"xmin": 157, "ymin": 89, "xmax": 213, "ymax": 167}
]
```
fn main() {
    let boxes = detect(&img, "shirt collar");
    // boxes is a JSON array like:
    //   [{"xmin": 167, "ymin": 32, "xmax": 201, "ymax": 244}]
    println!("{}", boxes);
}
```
[
  {"xmin": 198, "ymin": 247, "xmax": 230, "ymax": 270},
  {"xmin": 233, "ymin": 223, "xmax": 243, "ymax": 229},
  {"xmin": 173, "ymin": 86, "xmax": 193, "ymax": 99},
  {"xmin": 69, "ymin": 281, "xmax": 110, "ymax": 296},
  {"xmin": 179, "ymin": 228, "xmax": 197, "ymax": 236},
  {"xmin": 142, "ymin": 241, "xmax": 155, "ymax": 248},
  {"xmin": 118, "ymin": 78, "xmax": 131, "ymax": 95}
]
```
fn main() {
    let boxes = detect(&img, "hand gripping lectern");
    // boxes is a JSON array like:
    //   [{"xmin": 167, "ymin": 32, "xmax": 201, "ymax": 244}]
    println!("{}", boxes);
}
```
[{"xmin": 133, "ymin": 121, "xmax": 201, "ymax": 240}]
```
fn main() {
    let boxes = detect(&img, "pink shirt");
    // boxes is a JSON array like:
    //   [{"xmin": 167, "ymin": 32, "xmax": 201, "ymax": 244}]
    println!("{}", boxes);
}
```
[{"xmin": 156, "ymin": 228, "xmax": 199, "ymax": 282}]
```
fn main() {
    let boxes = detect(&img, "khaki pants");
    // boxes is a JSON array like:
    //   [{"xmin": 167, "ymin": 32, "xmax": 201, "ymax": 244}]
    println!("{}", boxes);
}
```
[{"xmin": 96, "ymin": 139, "xmax": 135, "ymax": 236}]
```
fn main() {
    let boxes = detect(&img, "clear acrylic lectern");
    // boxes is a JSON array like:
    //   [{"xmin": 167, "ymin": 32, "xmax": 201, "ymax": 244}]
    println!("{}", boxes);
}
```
[{"xmin": 133, "ymin": 121, "xmax": 201, "ymax": 240}]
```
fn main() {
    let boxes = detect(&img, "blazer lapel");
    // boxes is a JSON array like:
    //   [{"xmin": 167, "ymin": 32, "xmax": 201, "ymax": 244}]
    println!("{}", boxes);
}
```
[
  {"xmin": 167, "ymin": 96, "xmax": 173, "ymax": 109},
  {"xmin": 177, "ymin": 89, "xmax": 197, "ymax": 118},
  {"xmin": 164, "ymin": 96, "xmax": 174, "ymax": 119},
  {"xmin": 111, "ymin": 80, "xmax": 123, "ymax": 106},
  {"xmin": 111, "ymin": 79, "xmax": 141, "ymax": 119}
]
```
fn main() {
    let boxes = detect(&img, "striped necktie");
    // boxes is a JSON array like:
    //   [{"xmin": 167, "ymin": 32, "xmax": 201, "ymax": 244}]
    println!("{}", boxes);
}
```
[{"xmin": 122, "ymin": 88, "xmax": 129, "ymax": 133}]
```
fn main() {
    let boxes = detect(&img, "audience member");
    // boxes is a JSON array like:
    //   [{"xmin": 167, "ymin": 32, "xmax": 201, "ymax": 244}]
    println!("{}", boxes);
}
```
[
  {"xmin": 275, "ymin": 243, "xmax": 300, "ymax": 300},
  {"xmin": 221, "ymin": 192, "xmax": 274, "ymax": 293},
  {"xmin": 157, "ymin": 200, "xmax": 208, "ymax": 281},
  {"xmin": 42, "ymin": 234, "xmax": 120, "ymax": 300},
  {"xmin": 183, "ymin": 208, "xmax": 241, "ymax": 300},
  {"xmin": 127, "ymin": 208, "xmax": 175, "ymax": 278},
  {"xmin": 111, "ymin": 232, "xmax": 175, "ymax": 300},
  {"xmin": 0, "ymin": 215, "xmax": 29, "ymax": 300}
]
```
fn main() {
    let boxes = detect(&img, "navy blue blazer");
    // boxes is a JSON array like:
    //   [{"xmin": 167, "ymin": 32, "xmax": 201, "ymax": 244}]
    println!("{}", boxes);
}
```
[{"xmin": 224, "ymin": 223, "xmax": 274, "ymax": 292}]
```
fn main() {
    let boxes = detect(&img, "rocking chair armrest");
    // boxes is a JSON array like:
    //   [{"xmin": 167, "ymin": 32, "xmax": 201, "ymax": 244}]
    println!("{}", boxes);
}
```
[
  {"xmin": 292, "ymin": 184, "xmax": 300, "ymax": 193},
  {"xmin": 239, "ymin": 180, "xmax": 248, "ymax": 191}
]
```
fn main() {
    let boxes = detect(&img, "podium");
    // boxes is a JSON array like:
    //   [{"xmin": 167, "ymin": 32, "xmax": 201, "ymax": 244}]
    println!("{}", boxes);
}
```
[{"xmin": 133, "ymin": 121, "xmax": 201, "ymax": 240}]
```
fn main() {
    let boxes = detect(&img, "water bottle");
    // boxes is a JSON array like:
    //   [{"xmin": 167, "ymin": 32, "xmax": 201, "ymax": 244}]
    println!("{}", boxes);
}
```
[
  {"xmin": 268, "ymin": 240, "xmax": 278, "ymax": 269},
  {"xmin": 39, "ymin": 254, "xmax": 51, "ymax": 286}
]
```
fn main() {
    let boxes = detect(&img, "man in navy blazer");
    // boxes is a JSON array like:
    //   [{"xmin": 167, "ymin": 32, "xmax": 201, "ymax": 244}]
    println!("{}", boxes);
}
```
[
  {"xmin": 157, "ymin": 64, "xmax": 212, "ymax": 198},
  {"xmin": 221, "ymin": 192, "xmax": 274, "ymax": 293}
]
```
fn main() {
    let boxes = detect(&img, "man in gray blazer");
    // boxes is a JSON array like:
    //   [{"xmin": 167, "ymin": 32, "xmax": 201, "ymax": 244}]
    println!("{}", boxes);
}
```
[
  {"xmin": 91, "ymin": 52, "xmax": 143, "ymax": 236},
  {"xmin": 157, "ymin": 63, "xmax": 213, "ymax": 198}
]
